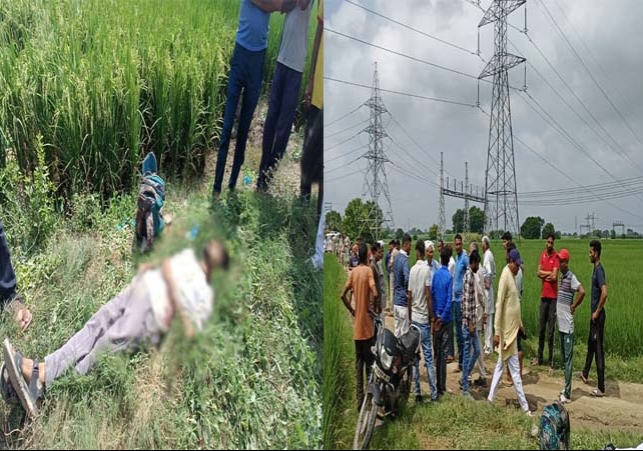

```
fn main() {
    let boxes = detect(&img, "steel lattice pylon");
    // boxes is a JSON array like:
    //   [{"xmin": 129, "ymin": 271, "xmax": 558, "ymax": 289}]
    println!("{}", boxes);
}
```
[
  {"xmin": 479, "ymin": 0, "xmax": 525, "ymax": 237},
  {"xmin": 359, "ymin": 62, "xmax": 394, "ymax": 241}
]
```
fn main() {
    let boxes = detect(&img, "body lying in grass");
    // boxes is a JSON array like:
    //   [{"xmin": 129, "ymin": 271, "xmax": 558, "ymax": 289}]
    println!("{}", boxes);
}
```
[{"xmin": 1, "ymin": 240, "xmax": 229, "ymax": 419}]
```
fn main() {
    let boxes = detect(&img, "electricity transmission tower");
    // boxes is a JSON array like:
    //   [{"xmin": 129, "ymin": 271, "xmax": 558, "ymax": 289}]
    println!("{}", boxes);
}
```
[
  {"xmin": 360, "ymin": 62, "xmax": 394, "ymax": 241},
  {"xmin": 479, "ymin": 0, "xmax": 526, "ymax": 237},
  {"xmin": 438, "ymin": 152, "xmax": 446, "ymax": 239}
]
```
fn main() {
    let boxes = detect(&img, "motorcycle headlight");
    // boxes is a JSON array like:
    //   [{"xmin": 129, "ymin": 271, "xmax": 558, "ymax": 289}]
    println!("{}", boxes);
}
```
[{"xmin": 380, "ymin": 347, "xmax": 393, "ymax": 371}]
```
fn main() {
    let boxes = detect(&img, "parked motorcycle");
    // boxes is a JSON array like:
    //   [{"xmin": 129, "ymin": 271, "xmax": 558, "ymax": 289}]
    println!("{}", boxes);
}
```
[{"xmin": 353, "ymin": 312, "xmax": 420, "ymax": 450}]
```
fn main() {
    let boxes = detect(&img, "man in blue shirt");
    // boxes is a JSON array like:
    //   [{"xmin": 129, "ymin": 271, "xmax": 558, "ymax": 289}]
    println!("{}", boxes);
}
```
[
  {"xmin": 451, "ymin": 233, "xmax": 469, "ymax": 372},
  {"xmin": 213, "ymin": 0, "xmax": 297, "ymax": 198},
  {"xmin": 393, "ymin": 233, "xmax": 411, "ymax": 337},
  {"xmin": 432, "ymin": 246, "xmax": 454, "ymax": 399}
]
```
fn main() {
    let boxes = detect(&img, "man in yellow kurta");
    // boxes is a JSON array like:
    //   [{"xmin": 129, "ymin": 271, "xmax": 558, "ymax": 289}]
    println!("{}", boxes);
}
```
[{"xmin": 487, "ymin": 248, "xmax": 532, "ymax": 416}]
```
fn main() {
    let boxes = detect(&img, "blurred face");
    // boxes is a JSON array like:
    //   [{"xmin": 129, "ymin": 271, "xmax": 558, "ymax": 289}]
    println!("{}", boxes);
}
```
[
  {"xmin": 546, "ymin": 236, "xmax": 554, "ymax": 253},
  {"xmin": 559, "ymin": 259, "xmax": 569, "ymax": 273},
  {"xmin": 427, "ymin": 246, "xmax": 434, "ymax": 261},
  {"xmin": 589, "ymin": 247, "xmax": 598, "ymax": 264},
  {"xmin": 508, "ymin": 260, "xmax": 518, "ymax": 275},
  {"xmin": 455, "ymin": 238, "xmax": 462, "ymax": 254},
  {"xmin": 502, "ymin": 239, "xmax": 509, "ymax": 250},
  {"xmin": 389, "ymin": 243, "xmax": 394, "ymax": 252},
  {"xmin": 352, "ymin": 244, "xmax": 358, "ymax": 254},
  {"xmin": 471, "ymin": 260, "xmax": 479, "ymax": 273},
  {"xmin": 375, "ymin": 247, "xmax": 383, "ymax": 261},
  {"xmin": 403, "ymin": 240, "xmax": 411, "ymax": 253},
  {"xmin": 437, "ymin": 241, "xmax": 443, "ymax": 253}
]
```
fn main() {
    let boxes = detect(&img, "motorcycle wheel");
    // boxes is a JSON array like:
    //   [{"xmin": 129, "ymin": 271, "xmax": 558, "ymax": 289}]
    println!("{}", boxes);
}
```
[{"xmin": 353, "ymin": 392, "xmax": 378, "ymax": 450}]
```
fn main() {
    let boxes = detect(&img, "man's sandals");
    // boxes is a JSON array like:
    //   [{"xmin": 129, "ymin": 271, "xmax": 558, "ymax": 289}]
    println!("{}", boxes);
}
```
[{"xmin": 1, "ymin": 338, "xmax": 44, "ymax": 419}]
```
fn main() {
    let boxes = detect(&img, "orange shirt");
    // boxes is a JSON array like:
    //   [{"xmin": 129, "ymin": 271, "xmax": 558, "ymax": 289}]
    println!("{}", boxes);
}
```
[
  {"xmin": 345, "ymin": 264, "xmax": 376, "ymax": 340},
  {"xmin": 539, "ymin": 249, "xmax": 560, "ymax": 299}
]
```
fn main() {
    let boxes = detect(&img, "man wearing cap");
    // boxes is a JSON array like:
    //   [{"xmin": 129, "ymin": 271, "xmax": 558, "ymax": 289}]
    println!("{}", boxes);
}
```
[
  {"xmin": 482, "ymin": 236, "xmax": 496, "ymax": 355},
  {"xmin": 556, "ymin": 248, "xmax": 585, "ymax": 403},
  {"xmin": 425, "ymin": 240, "xmax": 441, "ymax": 275},
  {"xmin": 487, "ymin": 248, "xmax": 532, "ymax": 416},
  {"xmin": 534, "ymin": 232, "xmax": 560, "ymax": 373}
]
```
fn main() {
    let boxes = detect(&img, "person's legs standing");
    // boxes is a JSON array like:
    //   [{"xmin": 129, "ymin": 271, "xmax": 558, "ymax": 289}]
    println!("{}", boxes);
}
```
[
  {"xmin": 414, "ymin": 322, "xmax": 437, "ymax": 400},
  {"xmin": 508, "ymin": 353, "xmax": 530, "ymax": 412},
  {"xmin": 487, "ymin": 356, "xmax": 506, "ymax": 402},
  {"xmin": 484, "ymin": 311, "xmax": 494, "ymax": 354},
  {"xmin": 537, "ymin": 298, "xmax": 548, "ymax": 365},
  {"xmin": 229, "ymin": 48, "xmax": 266, "ymax": 190},
  {"xmin": 214, "ymin": 43, "xmax": 244, "ymax": 195},
  {"xmin": 461, "ymin": 325, "xmax": 472, "ymax": 394},
  {"xmin": 476, "ymin": 325, "xmax": 487, "ymax": 380},
  {"xmin": 260, "ymin": 64, "xmax": 302, "ymax": 189},
  {"xmin": 561, "ymin": 331, "xmax": 573, "ymax": 399},
  {"xmin": 454, "ymin": 297, "xmax": 463, "ymax": 370},
  {"xmin": 546, "ymin": 299, "xmax": 556, "ymax": 368},
  {"xmin": 582, "ymin": 318, "xmax": 596, "ymax": 380},
  {"xmin": 257, "ymin": 62, "xmax": 286, "ymax": 192},
  {"xmin": 596, "ymin": 311, "xmax": 606, "ymax": 394}
]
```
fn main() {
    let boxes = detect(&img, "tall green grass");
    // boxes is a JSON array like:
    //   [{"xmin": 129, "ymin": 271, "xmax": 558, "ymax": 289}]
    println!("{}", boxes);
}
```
[
  {"xmin": 323, "ymin": 254, "xmax": 357, "ymax": 449},
  {"xmin": 0, "ymin": 0, "xmax": 289, "ymax": 201}
]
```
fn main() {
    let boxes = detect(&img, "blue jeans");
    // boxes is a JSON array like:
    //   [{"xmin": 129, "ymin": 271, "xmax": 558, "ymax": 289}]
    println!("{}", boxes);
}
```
[
  {"xmin": 413, "ymin": 321, "xmax": 437, "ymax": 400},
  {"xmin": 213, "ymin": 42, "xmax": 266, "ymax": 194},
  {"xmin": 449, "ymin": 297, "xmax": 464, "ymax": 368},
  {"xmin": 0, "ymin": 219, "xmax": 16, "ymax": 304},
  {"xmin": 461, "ymin": 324, "xmax": 480, "ymax": 394},
  {"xmin": 257, "ymin": 62, "xmax": 302, "ymax": 192}
]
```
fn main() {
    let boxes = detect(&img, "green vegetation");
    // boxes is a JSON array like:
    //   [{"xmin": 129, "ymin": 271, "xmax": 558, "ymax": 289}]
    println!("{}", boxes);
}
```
[
  {"xmin": 324, "ymin": 245, "xmax": 643, "ymax": 449},
  {"xmin": 0, "ymin": 0, "xmax": 301, "ymax": 201},
  {"xmin": 0, "ymin": 140, "xmax": 322, "ymax": 449}
]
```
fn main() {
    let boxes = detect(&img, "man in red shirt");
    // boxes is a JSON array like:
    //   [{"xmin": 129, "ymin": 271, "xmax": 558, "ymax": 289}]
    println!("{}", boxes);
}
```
[
  {"xmin": 534, "ymin": 232, "xmax": 559, "ymax": 372},
  {"xmin": 341, "ymin": 242, "xmax": 378, "ymax": 411}
]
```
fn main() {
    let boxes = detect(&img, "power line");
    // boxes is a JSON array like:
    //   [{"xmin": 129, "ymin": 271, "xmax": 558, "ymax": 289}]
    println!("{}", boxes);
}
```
[
  {"xmin": 326, "ymin": 28, "xmax": 525, "ymax": 91},
  {"xmin": 325, "ymin": 144, "xmax": 368, "ymax": 163},
  {"xmin": 326, "ymin": 166, "xmax": 364, "ymax": 183},
  {"xmin": 324, "ymin": 76, "xmax": 478, "ymax": 108},
  {"xmin": 550, "ymin": 0, "xmax": 643, "ymax": 144},
  {"xmin": 324, "ymin": 130, "xmax": 362, "ymax": 152},
  {"xmin": 325, "ymin": 118, "xmax": 369, "ymax": 140},
  {"xmin": 326, "ymin": 100, "xmax": 367, "ymax": 128},
  {"xmin": 343, "ymin": 0, "xmax": 478, "ymax": 56},
  {"xmin": 521, "ymin": 28, "xmax": 643, "ymax": 174},
  {"xmin": 535, "ymin": 0, "xmax": 643, "ymax": 158}
]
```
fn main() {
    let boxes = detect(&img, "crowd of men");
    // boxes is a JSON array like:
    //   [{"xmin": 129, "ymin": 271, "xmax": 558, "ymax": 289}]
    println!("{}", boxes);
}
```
[{"xmin": 340, "ymin": 231, "xmax": 608, "ymax": 415}]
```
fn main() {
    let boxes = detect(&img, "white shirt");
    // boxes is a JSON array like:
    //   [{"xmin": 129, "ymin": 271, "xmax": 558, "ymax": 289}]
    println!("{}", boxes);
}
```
[{"xmin": 408, "ymin": 260, "xmax": 432, "ymax": 324}]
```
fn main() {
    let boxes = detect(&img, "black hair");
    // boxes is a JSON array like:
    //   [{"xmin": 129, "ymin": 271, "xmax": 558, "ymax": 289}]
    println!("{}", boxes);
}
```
[
  {"xmin": 469, "ymin": 249, "xmax": 480, "ymax": 264},
  {"xmin": 402, "ymin": 233, "xmax": 412, "ymax": 244},
  {"xmin": 440, "ymin": 247, "xmax": 450, "ymax": 266},
  {"xmin": 547, "ymin": 232, "xmax": 555, "ymax": 241},
  {"xmin": 502, "ymin": 231, "xmax": 512, "ymax": 241},
  {"xmin": 589, "ymin": 239, "xmax": 602, "ymax": 257},
  {"xmin": 371, "ymin": 242, "xmax": 381, "ymax": 253},
  {"xmin": 416, "ymin": 239, "xmax": 425, "ymax": 257},
  {"xmin": 454, "ymin": 233, "xmax": 463, "ymax": 242},
  {"xmin": 358, "ymin": 242, "xmax": 368, "ymax": 264}
]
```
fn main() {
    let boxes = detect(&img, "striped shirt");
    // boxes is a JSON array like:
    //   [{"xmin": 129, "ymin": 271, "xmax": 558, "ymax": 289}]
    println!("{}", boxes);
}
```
[
  {"xmin": 461, "ymin": 268, "xmax": 477, "ymax": 327},
  {"xmin": 556, "ymin": 269, "xmax": 581, "ymax": 334}
]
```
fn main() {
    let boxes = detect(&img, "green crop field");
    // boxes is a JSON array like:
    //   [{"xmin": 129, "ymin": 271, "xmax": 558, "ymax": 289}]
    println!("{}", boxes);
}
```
[
  {"xmin": 0, "ymin": 0, "xmax": 315, "ymax": 202},
  {"xmin": 406, "ymin": 238, "xmax": 643, "ymax": 359}
]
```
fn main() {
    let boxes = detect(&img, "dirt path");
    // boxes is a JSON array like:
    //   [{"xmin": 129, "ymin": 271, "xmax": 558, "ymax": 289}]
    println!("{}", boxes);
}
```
[{"xmin": 387, "ymin": 311, "xmax": 643, "ymax": 433}]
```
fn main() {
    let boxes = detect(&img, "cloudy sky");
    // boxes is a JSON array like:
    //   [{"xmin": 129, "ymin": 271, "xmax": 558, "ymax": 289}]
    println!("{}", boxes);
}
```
[{"xmin": 324, "ymin": 0, "xmax": 643, "ymax": 235}]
